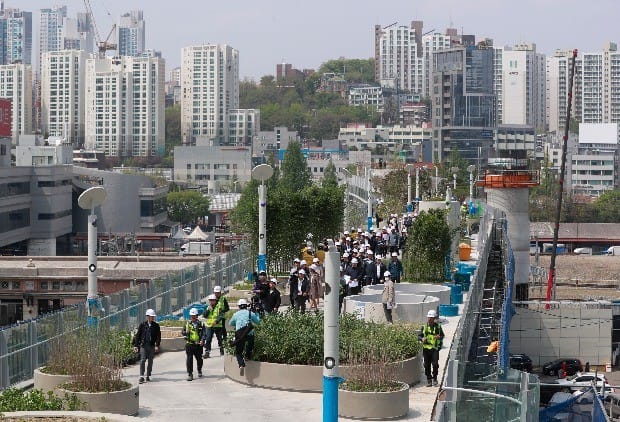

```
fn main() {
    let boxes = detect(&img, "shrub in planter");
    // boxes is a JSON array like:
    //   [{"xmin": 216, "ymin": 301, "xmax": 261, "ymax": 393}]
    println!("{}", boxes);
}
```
[
  {"xmin": 225, "ymin": 311, "xmax": 420, "ymax": 365},
  {"xmin": 0, "ymin": 388, "xmax": 83, "ymax": 412}
]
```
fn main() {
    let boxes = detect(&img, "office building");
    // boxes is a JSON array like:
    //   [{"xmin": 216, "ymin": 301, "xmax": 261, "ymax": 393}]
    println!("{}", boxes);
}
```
[
  {"xmin": 84, "ymin": 55, "xmax": 165, "ymax": 157},
  {"xmin": 494, "ymin": 44, "xmax": 546, "ymax": 131},
  {"xmin": 41, "ymin": 50, "xmax": 88, "ymax": 147},
  {"xmin": 181, "ymin": 44, "xmax": 239, "ymax": 144},
  {"xmin": 375, "ymin": 21, "xmax": 424, "ymax": 94},
  {"xmin": 117, "ymin": 10, "xmax": 145, "ymax": 57},
  {"xmin": 0, "ymin": 63, "xmax": 32, "ymax": 143},
  {"xmin": 432, "ymin": 44, "xmax": 496, "ymax": 163},
  {"xmin": 0, "ymin": 5, "xmax": 32, "ymax": 65}
]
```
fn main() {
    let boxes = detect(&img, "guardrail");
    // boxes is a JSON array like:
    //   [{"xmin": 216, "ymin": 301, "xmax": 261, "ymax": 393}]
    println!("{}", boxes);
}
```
[{"xmin": 0, "ymin": 244, "xmax": 253, "ymax": 389}]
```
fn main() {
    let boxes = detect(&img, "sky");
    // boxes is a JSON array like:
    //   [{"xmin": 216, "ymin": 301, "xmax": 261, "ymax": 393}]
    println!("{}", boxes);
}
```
[{"xmin": 11, "ymin": 0, "xmax": 620, "ymax": 81}]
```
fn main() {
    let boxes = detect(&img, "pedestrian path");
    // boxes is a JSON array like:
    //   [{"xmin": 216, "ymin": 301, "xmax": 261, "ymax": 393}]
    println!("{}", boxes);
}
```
[{"xmin": 123, "ymin": 307, "xmax": 463, "ymax": 421}]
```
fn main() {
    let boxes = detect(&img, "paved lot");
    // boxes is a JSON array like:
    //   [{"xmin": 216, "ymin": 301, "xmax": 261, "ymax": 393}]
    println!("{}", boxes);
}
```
[{"xmin": 123, "ymin": 311, "xmax": 462, "ymax": 421}]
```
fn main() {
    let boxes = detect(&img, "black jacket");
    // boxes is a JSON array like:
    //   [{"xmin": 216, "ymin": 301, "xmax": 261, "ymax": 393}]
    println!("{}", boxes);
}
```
[
  {"xmin": 133, "ymin": 320, "xmax": 161, "ymax": 348},
  {"xmin": 291, "ymin": 275, "xmax": 310, "ymax": 300},
  {"xmin": 263, "ymin": 288, "xmax": 281, "ymax": 312}
]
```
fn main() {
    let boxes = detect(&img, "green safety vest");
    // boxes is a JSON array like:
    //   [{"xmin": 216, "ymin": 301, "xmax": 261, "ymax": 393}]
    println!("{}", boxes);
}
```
[
  {"xmin": 421, "ymin": 324, "xmax": 443, "ymax": 350},
  {"xmin": 205, "ymin": 302, "xmax": 223, "ymax": 328},
  {"xmin": 185, "ymin": 321, "xmax": 204, "ymax": 344}
]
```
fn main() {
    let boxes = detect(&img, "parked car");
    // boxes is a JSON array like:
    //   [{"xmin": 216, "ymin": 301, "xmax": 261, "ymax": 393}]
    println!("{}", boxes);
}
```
[
  {"xmin": 509, "ymin": 353, "xmax": 533, "ymax": 372},
  {"xmin": 573, "ymin": 247, "xmax": 592, "ymax": 255},
  {"xmin": 556, "ymin": 372, "xmax": 614, "ymax": 392},
  {"xmin": 542, "ymin": 358, "xmax": 583, "ymax": 376}
]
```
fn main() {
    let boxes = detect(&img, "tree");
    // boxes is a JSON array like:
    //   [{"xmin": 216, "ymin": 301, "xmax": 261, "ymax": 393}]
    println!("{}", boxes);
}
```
[
  {"xmin": 279, "ymin": 141, "xmax": 312, "ymax": 192},
  {"xmin": 594, "ymin": 190, "xmax": 620, "ymax": 222},
  {"xmin": 322, "ymin": 160, "xmax": 339, "ymax": 189},
  {"xmin": 165, "ymin": 105, "xmax": 181, "ymax": 156},
  {"xmin": 166, "ymin": 190, "xmax": 210, "ymax": 225},
  {"xmin": 373, "ymin": 168, "xmax": 408, "ymax": 219},
  {"xmin": 403, "ymin": 209, "xmax": 452, "ymax": 283}
]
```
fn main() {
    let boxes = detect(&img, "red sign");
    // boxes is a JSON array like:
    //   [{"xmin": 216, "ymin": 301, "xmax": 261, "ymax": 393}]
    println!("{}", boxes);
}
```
[{"xmin": 0, "ymin": 99, "xmax": 11, "ymax": 137}]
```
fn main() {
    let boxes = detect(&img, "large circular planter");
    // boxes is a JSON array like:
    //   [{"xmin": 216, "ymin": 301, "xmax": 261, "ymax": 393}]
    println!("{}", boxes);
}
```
[
  {"xmin": 56, "ymin": 383, "xmax": 139, "ymax": 416},
  {"xmin": 33, "ymin": 367, "xmax": 71, "ymax": 394},
  {"xmin": 224, "ymin": 354, "xmax": 421, "ymax": 392},
  {"xmin": 339, "ymin": 381, "xmax": 409, "ymax": 419}
]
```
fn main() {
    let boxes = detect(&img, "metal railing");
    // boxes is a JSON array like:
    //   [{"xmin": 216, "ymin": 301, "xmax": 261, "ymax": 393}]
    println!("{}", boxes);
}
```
[{"xmin": 0, "ymin": 244, "xmax": 253, "ymax": 389}]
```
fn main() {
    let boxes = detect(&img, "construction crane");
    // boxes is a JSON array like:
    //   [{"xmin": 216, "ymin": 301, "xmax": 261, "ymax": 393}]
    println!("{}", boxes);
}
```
[{"xmin": 83, "ymin": 0, "xmax": 117, "ymax": 59}]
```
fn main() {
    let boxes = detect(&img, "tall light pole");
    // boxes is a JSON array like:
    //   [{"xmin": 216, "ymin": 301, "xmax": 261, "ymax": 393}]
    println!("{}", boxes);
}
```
[
  {"xmin": 322, "ymin": 241, "xmax": 340, "ymax": 421},
  {"xmin": 366, "ymin": 167, "xmax": 373, "ymax": 231},
  {"xmin": 451, "ymin": 166, "xmax": 459, "ymax": 190},
  {"xmin": 78, "ymin": 186, "xmax": 107, "ymax": 327},
  {"xmin": 252, "ymin": 164, "xmax": 274, "ymax": 273},
  {"xmin": 405, "ymin": 164, "xmax": 414, "ymax": 212},
  {"xmin": 467, "ymin": 164, "xmax": 476, "ymax": 202}
]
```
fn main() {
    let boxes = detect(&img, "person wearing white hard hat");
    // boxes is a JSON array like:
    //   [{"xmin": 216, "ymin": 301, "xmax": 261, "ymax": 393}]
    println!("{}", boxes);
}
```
[
  {"xmin": 381, "ymin": 271, "xmax": 396, "ymax": 323},
  {"xmin": 229, "ymin": 298, "xmax": 261, "ymax": 370},
  {"xmin": 418, "ymin": 309, "xmax": 444, "ymax": 386},
  {"xmin": 369, "ymin": 254, "xmax": 387, "ymax": 285},
  {"xmin": 344, "ymin": 257, "xmax": 363, "ymax": 295},
  {"xmin": 133, "ymin": 309, "xmax": 161, "ymax": 383},
  {"xmin": 308, "ymin": 264, "xmax": 322, "ymax": 312},
  {"xmin": 388, "ymin": 251, "xmax": 403, "ymax": 283},
  {"xmin": 202, "ymin": 294, "xmax": 225, "ymax": 359},
  {"xmin": 213, "ymin": 285, "xmax": 230, "ymax": 341},
  {"xmin": 292, "ymin": 268, "xmax": 310, "ymax": 313},
  {"xmin": 182, "ymin": 308, "xmax": 206, "ymax": 381},
  {"xmin": 263, "ymin": 278, "xmax": 281, "ymax": 313}
]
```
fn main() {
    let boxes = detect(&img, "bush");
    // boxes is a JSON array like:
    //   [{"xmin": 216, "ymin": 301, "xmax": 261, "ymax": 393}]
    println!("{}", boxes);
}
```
[
  {"xmin": 233, "ymin": 311, "xmax": 420, "ymax": 366},
  {"xmin": 0, "ymin": 388, "xmax": 83, "ymax": 411}
]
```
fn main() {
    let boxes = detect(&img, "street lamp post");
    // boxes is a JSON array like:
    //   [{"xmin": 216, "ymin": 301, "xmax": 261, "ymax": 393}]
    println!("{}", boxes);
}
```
[
  {"xmin": 467, "ymin": 165, "xmax": 476, "ymax": 202},
  {"xmin": 366, "ymin": 167, "xmax": 373, "ymax": 231},
  {"xmin": 77, "ymin": 186, "xmax": 107, "ymax": 327},
  {"xmin": 451, "ymin": 167, "xmax": 459, "ymax": 191},
  {"xmin": 251, "ymin": 164, "xmax": 274, "ymax": 273},
  {"xmin": 405, "ymin": 164, "xmax": 414, "ymax": 212}
]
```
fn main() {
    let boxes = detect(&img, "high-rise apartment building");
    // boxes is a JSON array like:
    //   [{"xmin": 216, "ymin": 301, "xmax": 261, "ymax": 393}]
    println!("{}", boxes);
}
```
[
  {"xmin": 0, "ymin": 5, "xmax": 32, "ymax": 65},
  {"xmin": 0, "ymin": 63, "xmax": 32, "ymax": 143},
  {"xmin": 117, "ymin": 10, "xmax": 145, "ymax": 57},
  {"xmin": 494, "ymin": 44, "xmax": 546, "ymax": 131},
  {"xmin": 181, "ymin": 44, "xmax": 239, "ymax": 144},
  {"xmin": 546, "ymin": 50, "xmax": 582, "ymax": 134},
  {"xmin": 432, "ymin": 44, "xmax": 496, "ymax": 163},
  {"xmin": 41, "ymin": 50, "xmax": 89, "ymax": 147},
  {"xmin": 582, "ymin": 43, "xmax": 620, "ymax": 125},
  {"xmin": 375, "ymin": 21, "xmax": 424, "ymax": 94},
  {"xmin": 421, "ymin": 29, "xmax": 460, "ymax": 99},
  {"xmin": 84, "ymin": 55, "xmax": 165, "ymax": 157},
  {"xmin": 228, "ymin": 109, "xmax": 260, "ymax": 147}
]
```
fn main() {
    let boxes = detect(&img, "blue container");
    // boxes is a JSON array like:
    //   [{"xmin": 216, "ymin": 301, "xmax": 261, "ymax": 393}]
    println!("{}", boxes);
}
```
[
  {"xmin": 451, "ymin": 292, "xmax": 463, "ymax": 305},
  {"xmin": 439, "ymin": 304, "xmax": 459, "ymax": 317},
  {"xmin": 457, "ymin": 262, "xmax": 477, "ymax": 274}
]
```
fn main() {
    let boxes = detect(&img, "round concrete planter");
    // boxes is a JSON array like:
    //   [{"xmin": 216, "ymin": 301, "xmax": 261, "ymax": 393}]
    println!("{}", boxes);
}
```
[
  {"xmin": 33, "ymin": 367, "xmax": 71, "ymax": 394},
  {"xmin": 364, "ymin": 283, "xmax": 451, "ymax": 305},
  {"xmin": 338, "ymin": 381, "xmax": 409, "ymax": 419},
  {"xmin": 343, "ymin": 293, "xmax": 440, "ymax": 324},
  {"xmin": 56, "ymin": 383, "xmax": 139, "ymax": 416},
  {"xmin": 224, "ymin": 354, "xmax": 420, "ymax": 392}
]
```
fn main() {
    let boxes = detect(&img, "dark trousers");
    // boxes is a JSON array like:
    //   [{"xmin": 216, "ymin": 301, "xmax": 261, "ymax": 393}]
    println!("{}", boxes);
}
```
[
  {"xmin": 185, "ymin": 343, "xmax": 203, "ymax": 375},
  {"xmin": 139, "ymin": 344, "xmax": 155, "ymax": 377},
  {"xmin": 294, "ymin": 296, "xmax": 307, "ymax": 313},
  {"xmin": 205, "ymin": 327, "xmax": 224, "ymax": 353},
  {"xmin": 235, "ymin": 334, "xmax": 254, "ymax": 367},
  {"xmin": 423, "ymin": 348, "xmax": 440, "ymax": 380},
  {"xmin": 382, "ymin": 303, "xmax": 393, "ymax": 323}
]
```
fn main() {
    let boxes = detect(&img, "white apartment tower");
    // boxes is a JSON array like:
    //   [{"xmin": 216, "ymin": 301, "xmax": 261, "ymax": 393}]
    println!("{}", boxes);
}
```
[
  {"xmin": 422, "ymin": 29, "xmax": 459, "ymax": 98},
  {"xmin": 41, "ymin": 50, "xmax": 88, "ymax": 147},
  {"xmin": 546, "ymin": 50, "xmax": 582, "ymax": 134},
  {"xmin": 375, "ymin": 22, "xmax": 424, "ymax": 94},
  {"xmin": 581, "ymin": 43, "xmax": 620, "ymax": 125},
  {"xmin": 118, "ymin": 10, "xmax": 145, "ymax": 57},
  {"xmin": 84, "ymin": 55, "xmax": 165, "ymax": 157},
  {"xmin": 494, "ymin": 44, "xmax": 546, "ymax": 130},
  {"xmin": 0, "ymin": 63, "xmax": 32, "ymax": 143},
  {"xmin": 0, "ymin": 6, "xmax": 32, "ymax": 65},
  {"xmin": 181, "ymin": 44, "xmax": 239, "ymax": 144}
]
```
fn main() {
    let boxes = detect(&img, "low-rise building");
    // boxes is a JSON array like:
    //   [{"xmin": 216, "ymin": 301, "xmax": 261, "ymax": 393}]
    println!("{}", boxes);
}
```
[{"xmin": 348, "ymin": 84, "xmax": 384, "ymax": 112}]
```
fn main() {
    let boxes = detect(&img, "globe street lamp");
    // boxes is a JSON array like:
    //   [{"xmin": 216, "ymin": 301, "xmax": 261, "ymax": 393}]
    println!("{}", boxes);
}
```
[
  {"xmin": 251, "ymin": 164, "xmax": 274, "ymax": 273},
  {"xmin": 451, "ymin": 167, "xmax": 460, "ymax": 190},
  {"xmin": 467, "ymin": 165, "xmax": 476, "ymax": 202}
]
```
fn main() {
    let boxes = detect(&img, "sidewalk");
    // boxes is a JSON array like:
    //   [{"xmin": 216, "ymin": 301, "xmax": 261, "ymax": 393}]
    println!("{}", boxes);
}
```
[{"xmin": 124, "ymin": 309, "xmax": 462, "ymax": 421}]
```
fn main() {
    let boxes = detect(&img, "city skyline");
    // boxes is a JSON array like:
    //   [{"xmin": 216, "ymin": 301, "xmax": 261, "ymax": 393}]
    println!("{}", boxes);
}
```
[{"xmin": 9, "ymin": 0, "xmax": 620, "ymax": 80}]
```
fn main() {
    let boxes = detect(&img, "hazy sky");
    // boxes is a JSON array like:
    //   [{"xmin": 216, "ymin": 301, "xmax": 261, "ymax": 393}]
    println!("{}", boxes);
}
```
[{"xmin": 13, "ymin": 0, "xmax": 620, "ymax": 80}]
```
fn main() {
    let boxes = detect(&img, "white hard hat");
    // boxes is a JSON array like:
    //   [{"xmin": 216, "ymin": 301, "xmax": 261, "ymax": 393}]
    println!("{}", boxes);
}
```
[
  {"xmin": 146, "ymin": 309, "xmax": 156, "ymax": 317},
  {"xmin": 313, "ymin": 257, "xmax": 319, "ymax": 263},
  {"xmin": 344, "ymin": 230, "xmax": 349, "ymax": 235},
  {"xmin": 384, "ymin": 271, "xmax": 391, "ymax": 277},
  {"xmin": 189, "ymin": 308, "xmax": 199, "ymax": 316},
  {"xmin": 367, "ymin": 250, "xmax": 374, "ymax": 255},
  {"xmin": 207, "ymin": 294, "xmax": 217, "ymax": 301},
  {"xmin": 238, "ymin": 299, "xmax": 248, "ymax": 306},
  {"xmin": 294, "ymin": 258, "xmax": 300, "ymax": 263},
  {"xmin": 427, "ymin": 310, "xmax": 438, "ymax": 318},
  {"xmin": 298, "ymin": 269, "xmax": 306, "ymax": 274},
  {"xmin": 270, "ymin": 278, "xmax": 277, "ymax": 283},
  {"xmin": 213, "ymin": 285, "xmax": 222, "ymax": 293},
  {"xmin": 391, "ymin": 252, "xmax": 398, "ymax": 257},
  {"xmin": 346, "ymin": 237, "xmax": 351, "ymax": 241},
  {"xmin": 343, "ymin": 253, "xmax": 349, "ymax": 258},
  {"xmin": 310, "ymin": 264, "xmax": 318, "ymax": 271},
  {"xmin": 351, "ymin": 258, "xmax": 359, "ymax": 264},
  {"xmin": 300, "ymin": 260, "xmax": 307, "ymax": 265}
]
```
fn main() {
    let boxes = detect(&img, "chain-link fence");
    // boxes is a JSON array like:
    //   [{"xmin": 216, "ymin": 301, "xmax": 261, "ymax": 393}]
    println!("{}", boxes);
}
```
[{"xmin": 0, "ymin": 244, "xmax": 252, "ymax": 389}]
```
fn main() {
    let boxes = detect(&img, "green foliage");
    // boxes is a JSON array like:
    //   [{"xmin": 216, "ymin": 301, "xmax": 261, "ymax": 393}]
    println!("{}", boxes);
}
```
[
  {"xmin": 243, "ymin": 311, "xmax": 420, "ymax": 365},
  {"xmin": 166, "ymin": 190, "xmax": 210, "ymax": 225},
  {"xmin": 403, "ymin": 209, "xmax": 452, "ymax": 283},
  {"xmin": 165, "ymin": 105, "xmax": 181, "ymax": 156},
  {"xmin": 373, "ymin": 168, "xmax": 408, "ymax": 218},
  {"xmin": 317, "ymin": 58, "xmax": 375, "ymax": 84},
  {"xmin": 593, "ymin": 190, "xmax": 620, "ymax": 223},
  {"xmin": 322, "ymin": 160, "xmax": 339, "ymax": 189},
  {"xmin": 0, "ymin": 388, "xmax": 83, "ymax": 412},
  {"xmin": 279, "ymin": 142, "xmax": 312, "ymax": 192}
]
